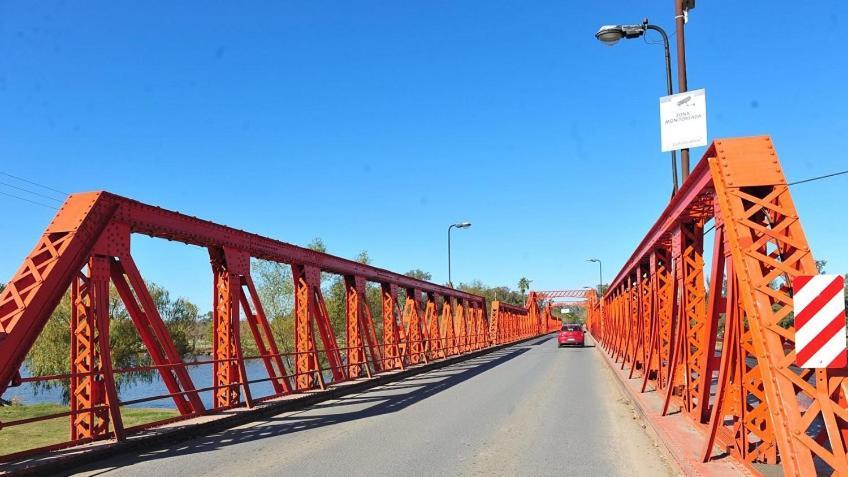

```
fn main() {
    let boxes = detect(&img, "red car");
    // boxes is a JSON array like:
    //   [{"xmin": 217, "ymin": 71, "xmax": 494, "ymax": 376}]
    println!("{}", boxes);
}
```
[{"xmin": 558, "ymin": 324, "xmax": 585, "ymax": 347}]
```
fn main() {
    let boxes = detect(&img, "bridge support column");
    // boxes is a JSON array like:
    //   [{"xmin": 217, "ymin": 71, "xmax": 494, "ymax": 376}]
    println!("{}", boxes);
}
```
[
  {"xmin": 292, "ymin": 264, "xmax": 345, "ymax": 388},
  {"xmin": 455, "ymin": 300, "xmax": 467, "ymax": 353},
  {"xmin": 404, "ymin": 288, "xmax": 426, "ymax": 365},
  {"xmin": 345, "ymin": 275, "xmax": 370, "ymax": 379},
  {"xmin": 381, "ymin": 284, "xmax": 403, "ymax": 370},
  {"xmin": 441, "ymin": 298, "xmax": 456, "ymax": 355},
  {"xmin": 662, "ymin": 221, "xmax": 706, "ymax": 416},
  {"xmin": 70, "ymin": 256, "xmax": 124, "ymax": 442},
  {"xmin": 210, "ymin": 247, "xmax": 253, "ymax": 409},
  {"xmin": 489, "ymin": 301, "xmax": 500, "ymax": 345},
  {"xmin": 425, "ymin": 293, "xmax": 442, "ymax": 359}
]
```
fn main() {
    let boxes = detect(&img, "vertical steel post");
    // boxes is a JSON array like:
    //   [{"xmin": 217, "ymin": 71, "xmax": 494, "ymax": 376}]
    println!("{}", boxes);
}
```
[
  {"xmin": 675, "ymin": 0, "xmax": 691, "ymax": 178},
  {"xmin": 345, "ymin": 275, "xmax": 366, "ymax": 379},
  {"xmin": 210, "ymin": 248, "xmax": 253, "ymax": 409},
  {"xmin": 381, "ymin": 283, "xmax": 403, "ymax": 370}
]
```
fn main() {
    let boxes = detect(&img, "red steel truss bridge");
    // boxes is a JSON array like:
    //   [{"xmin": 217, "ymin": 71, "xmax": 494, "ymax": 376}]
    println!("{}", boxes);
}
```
[
  {"xmin": 585, "ymin": 137, "xmax": 848, "ymax": 476},
  {"xmin": 0, "ymin": 136, "xmax": 846, "ymax": 477},
  {"xmin": 0, "ymin": 189, "xmax": 560, "ymax": 469}
]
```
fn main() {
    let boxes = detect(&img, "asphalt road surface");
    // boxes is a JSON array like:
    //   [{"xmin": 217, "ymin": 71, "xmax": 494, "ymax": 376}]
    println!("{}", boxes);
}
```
[{"xmin": 69, "ymin": 335, "xmax": 672, "ymax": 477}]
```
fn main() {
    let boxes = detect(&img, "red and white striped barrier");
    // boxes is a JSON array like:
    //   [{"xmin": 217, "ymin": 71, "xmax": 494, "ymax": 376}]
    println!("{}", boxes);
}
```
[{"xmin": 794, "ymin": 274, "xmax": 846, "ymax": 368}]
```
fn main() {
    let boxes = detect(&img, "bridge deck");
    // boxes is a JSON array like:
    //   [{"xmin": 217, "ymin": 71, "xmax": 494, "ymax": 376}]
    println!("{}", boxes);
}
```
[{"xmin": 68, "ymin": 336, "xmax": 671, "ymax": 477}]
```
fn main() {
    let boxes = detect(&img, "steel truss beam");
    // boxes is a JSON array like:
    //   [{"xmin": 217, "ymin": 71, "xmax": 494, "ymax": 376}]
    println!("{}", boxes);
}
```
[
  {"xmin": 0, "ymin": 191, "xmax": 500, "ymax": 454},
  {"xmin": 587, "ymin": 137, "xmax": 848, "ymax": 476}
]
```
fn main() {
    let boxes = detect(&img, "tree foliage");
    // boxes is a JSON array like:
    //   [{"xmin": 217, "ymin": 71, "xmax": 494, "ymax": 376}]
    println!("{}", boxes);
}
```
[
  {"xmin": 517, "ymin": 277, "xmax": 531, "ymax": 294},
  {"xmin": 324, "ymin": 250, "xmax": 373, "ymax": 349},
  {"xmin": 252, "ymin": 259, "xmax": 295, "ymax": 354},
  {"xmin": 252, "ymin": 237, "xmax": 360, "ymax": 364},
  {"xmin": 458, "ymin": 280, "xmax": 526, "ymax": 309},
  {"xmin": 25, "ymin": 280, "xmax": 200, "ymax": 403},
  {"xmin": 551, "ymin": 304, "xmax": 587, "ymax": 324},
  {"xmin": 405, "ymin": 269, "xmax": 432, "ymax": 281},
  {"xmin": 307, "ymin": 237, "xmax": 327, "ymax": 254}
]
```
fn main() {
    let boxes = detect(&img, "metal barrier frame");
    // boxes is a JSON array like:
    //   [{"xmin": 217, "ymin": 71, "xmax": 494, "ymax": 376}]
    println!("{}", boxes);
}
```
[
  {"xmin": 587, "ymin": 136, "xmax": 847, "ymax": 476},
  {"xmin": 0, "ymin": 192, "xmax": 550, "ymax": 459}
]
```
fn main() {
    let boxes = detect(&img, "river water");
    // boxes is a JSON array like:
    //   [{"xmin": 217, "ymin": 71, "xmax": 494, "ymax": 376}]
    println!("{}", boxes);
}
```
[{"xmin": 4, "ymin": 358, "xmax": 299, "ymax": 409}]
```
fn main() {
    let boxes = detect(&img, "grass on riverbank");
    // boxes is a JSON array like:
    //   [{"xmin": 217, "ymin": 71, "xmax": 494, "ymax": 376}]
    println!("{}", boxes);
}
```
[{"xmin": 0, "ymin": 403, "xmax": 178, "ymax": 456}]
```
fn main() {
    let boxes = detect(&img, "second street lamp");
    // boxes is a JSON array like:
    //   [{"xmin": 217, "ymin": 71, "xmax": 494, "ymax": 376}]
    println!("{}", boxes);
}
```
[
  {"xmin": 596, "ymin": 19, "xmax": 679, "ymax": 195},
  {"xmin": 448, "ymin": 222, "xmax": 471, "ymax": 288},
  {"xmin": 587, "ymin": 258, "xmax": 603, "ymax": 294}
]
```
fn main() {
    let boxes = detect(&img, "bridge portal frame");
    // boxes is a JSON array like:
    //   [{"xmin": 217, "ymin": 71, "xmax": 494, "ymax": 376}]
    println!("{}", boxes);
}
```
[{"xmin": 587, "ymin": 137, "xmax": 847, "ymax": 477}]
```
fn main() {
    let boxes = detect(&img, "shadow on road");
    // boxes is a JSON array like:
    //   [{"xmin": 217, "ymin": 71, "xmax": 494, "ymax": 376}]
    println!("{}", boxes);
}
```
[{"xmin": 69, "ymin": 339, "xmax": 543, "ymax": 475}]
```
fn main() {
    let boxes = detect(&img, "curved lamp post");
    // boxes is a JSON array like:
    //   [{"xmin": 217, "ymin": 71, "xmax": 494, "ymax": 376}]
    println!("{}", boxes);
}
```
[
  {"xmin": 595, "ymin": 19, "xmax": 679, "ymax": 195},
  {"xmin": 587, "ymin": 258, "xmax": 603, "ymax": 294},
  {"xmin": 448, "ymin": 222, "xmax": 471, "ymax": 287}
]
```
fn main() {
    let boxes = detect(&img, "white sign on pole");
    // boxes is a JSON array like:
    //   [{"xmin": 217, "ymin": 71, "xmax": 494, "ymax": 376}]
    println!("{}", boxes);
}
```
[
  {"xmin": 561, "ymin": 308, "xmax": 571, "ymax": 314},
  {"xmin": 660, "ymin": 88, "xmax": 707, "ymax": 152}
]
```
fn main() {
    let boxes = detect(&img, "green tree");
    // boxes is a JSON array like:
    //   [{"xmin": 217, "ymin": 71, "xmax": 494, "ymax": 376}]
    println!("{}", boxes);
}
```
[
  {"xmin": 138, "ymin": 283, "xmax": 199, "ymax": 357},
  {"xmin": 25, "ymin": 281, "xmax": 200, "ymax": 403},
  {"xmin": 167, "ymin": 298, "xmax": 199, "ymax": 356},
  {"xmin": 405, "ymin": 269, "xmax": 432, "ymax": 281},
  {"xmin": 192, "ymin": 311, "xmax": 212, "ymax": 354},
  {"xmin": 252, "ymin": 259, "xmax": 295, "ymax": 354},
  {"xmin": 552, "ymin": 304, "xmax": 587, "ymax": 324},
  {"xmin": 307, "ymin": 237, "xmax": 327, "ymax": 254},
  {"xmin": 324, "ymin": 250, "xmax": 372, "ymax": 348},
  {"xmin": 517, "ymin": 277, "xmax": 531, "ymax": 295},
  {"xmin": 25, "ymin": 291, "xmax": 73, "ymax": 400},
  {"xmin": 26, "ymin": 286, "xmax": 143, "ymax": 403},
  {"xmin": 251, "ymin": 237, "xmax": 338, "ymax": 364},
  {"xmin": 458, "ymin": 280, "xmax": 526, "ymax": 313}
]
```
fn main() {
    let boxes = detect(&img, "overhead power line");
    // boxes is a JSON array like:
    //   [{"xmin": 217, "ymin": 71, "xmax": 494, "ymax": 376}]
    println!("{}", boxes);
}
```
[
  {"xmin": 0, "ymin": 190, "xmax": 59, "ymax": 210},
  {"xmin": 0, "ymin": 172, "xmax": 67, "ymax": 211},
  {"xmin": 788, "ymin": 169, "xmax": 848, "ymax": 186},
  {"xmin": 0, "ymin": 171, "xmax": 68, "ymax": 197},
  {"xmin": 701, "ymin": 168, "xmax": 847, "ymax": 236},
  {"xmin": 0, "ymin": 181, "xmax": 63, "ymax": 203}
]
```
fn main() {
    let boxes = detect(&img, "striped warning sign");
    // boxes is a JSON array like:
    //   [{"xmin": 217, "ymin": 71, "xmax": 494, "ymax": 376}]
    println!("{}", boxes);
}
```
[{"xmin": 794, "ymin": 274, "xmax": 847, "ymax": 368}]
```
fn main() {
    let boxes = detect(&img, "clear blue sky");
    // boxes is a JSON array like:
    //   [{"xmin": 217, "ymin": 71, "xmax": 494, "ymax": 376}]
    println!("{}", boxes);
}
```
[{"xmin": 1, "ymin": 1, "xmax": 846, "ymax": 311}]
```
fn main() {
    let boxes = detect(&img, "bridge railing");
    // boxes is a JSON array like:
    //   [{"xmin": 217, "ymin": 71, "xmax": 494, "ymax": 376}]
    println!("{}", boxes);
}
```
[
  {"xmin": 0, "ymin": 192, "xmax": 543, "ymax": 461},
  {"xmin": 586, "ymin": 137, "xmax": 847, "ymax": 477}
]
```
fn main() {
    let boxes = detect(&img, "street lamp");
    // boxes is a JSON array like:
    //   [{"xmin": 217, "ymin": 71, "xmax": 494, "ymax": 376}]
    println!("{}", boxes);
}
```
[
  {"xmin": 448, "ymin": 222, "xmax": 471, "ymax": 287},
  {"xmin": 587, "ymin": 259, "xmax": 603, "ymax": 294},
  {"xmin": 595, "ymin": 19, "xmax": 679, "ymax": 195}
]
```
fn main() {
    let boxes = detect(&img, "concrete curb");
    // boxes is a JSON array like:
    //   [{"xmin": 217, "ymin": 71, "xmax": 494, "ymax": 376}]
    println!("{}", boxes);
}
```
[{"xmin": 3, "ymin": 334, "xmax": 552, "ymax": 476}]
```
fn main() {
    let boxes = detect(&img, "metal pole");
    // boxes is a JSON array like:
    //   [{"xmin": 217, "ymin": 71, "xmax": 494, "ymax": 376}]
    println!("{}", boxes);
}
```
[
  {"xmin": 674, "ymin": 0, "xmax": 690, "ymax": 179},
  {"xmin": 598, "ymin": 260, "xmax": 603, "ymax": 293},
  {"xmin": 645, "ymin": 23, "xmax": 678, "ymax": 195},
  {"xmin": 448, "ymin": 225, "xmax": 454, "ymax": 287}
]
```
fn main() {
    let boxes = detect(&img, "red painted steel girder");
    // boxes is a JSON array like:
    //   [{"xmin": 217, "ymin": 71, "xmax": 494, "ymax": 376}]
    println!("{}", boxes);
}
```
[
  {"xmin": 107, "ymin": 192, "xmax": 482, "ymax": 301},
  {"xmin": 490, "ymin": 302, "xmax": 526, "ymax": 314},
  {"xmin": 0, "ymin": 191, "xmax": 486, "ymax": 400},
  {"xmin": 531, "ymin": 290, "xmax": 591, "ymax": 299},
  {"xmin": 605, "ymin": 158, "xmax": 713, "ymax": 292},
  {"xmin": 548, "ymin": 301, "xmax": 587, "ymax": 308},
  {"xmin": 590, "ymin": 137, "xmax": 848, "ymax": 477}
]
